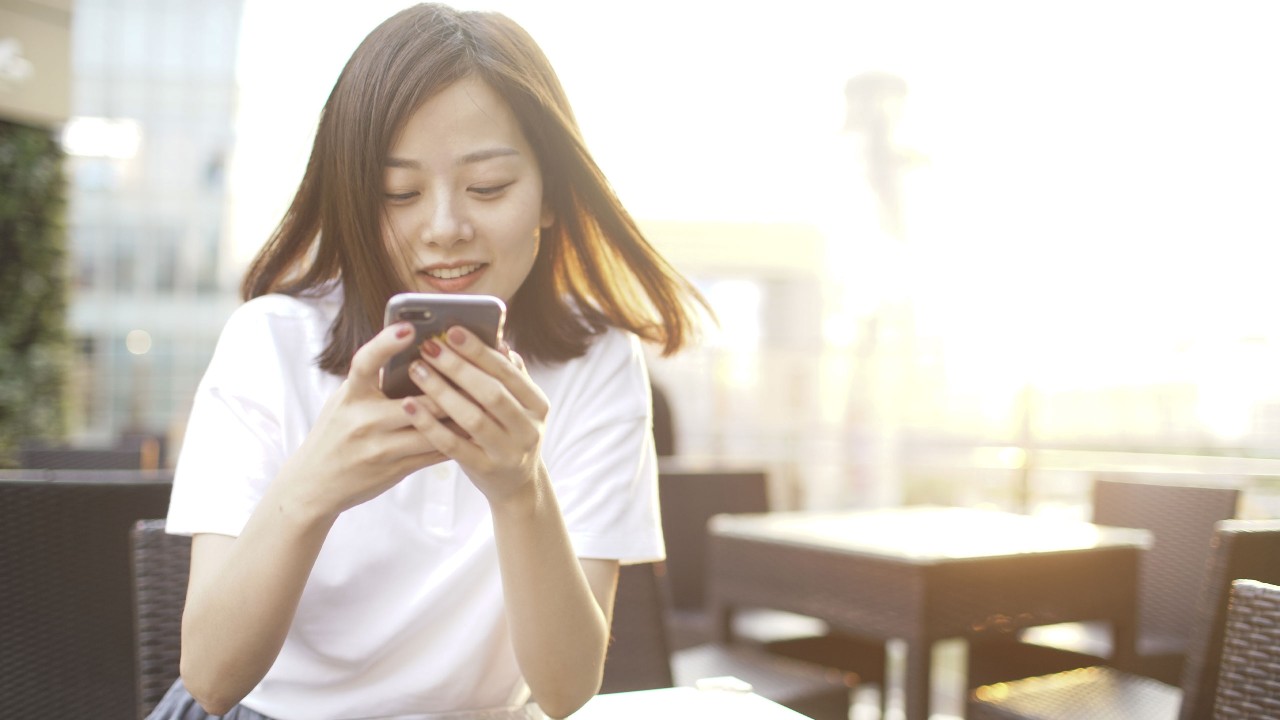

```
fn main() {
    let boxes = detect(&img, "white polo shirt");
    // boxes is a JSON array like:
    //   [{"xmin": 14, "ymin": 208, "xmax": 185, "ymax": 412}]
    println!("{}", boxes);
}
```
[{"xmin": 166, "ymin": 288, "xmax": 664, "ymax": 720}]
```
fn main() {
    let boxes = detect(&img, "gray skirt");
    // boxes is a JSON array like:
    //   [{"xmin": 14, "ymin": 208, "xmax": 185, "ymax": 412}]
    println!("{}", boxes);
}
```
[{"xmin": 146, "ymin": 679, "xmax": 274, "ymax": 720}]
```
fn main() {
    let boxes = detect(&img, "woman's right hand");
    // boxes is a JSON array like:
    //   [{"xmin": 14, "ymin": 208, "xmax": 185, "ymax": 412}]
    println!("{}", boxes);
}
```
[{"xmin": 276, "ymin": 321, "xmax": 449, "ymax": 520}]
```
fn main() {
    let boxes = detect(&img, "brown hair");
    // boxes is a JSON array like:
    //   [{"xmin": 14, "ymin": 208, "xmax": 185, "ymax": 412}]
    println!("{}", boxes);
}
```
[{"xmin": 241, "ymin": 3, "xmax": 708, "ymax": 374}]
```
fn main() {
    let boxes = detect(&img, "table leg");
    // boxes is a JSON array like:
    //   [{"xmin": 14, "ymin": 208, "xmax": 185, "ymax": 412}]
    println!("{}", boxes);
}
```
[
  {"xmin": 1111, "ymin": 616, "xmax": 1139, "ymax": 671},
  {"xmin": 1111, "ymin": 563, "xmax": 1141, "ymax": 671},
  {"xmin": 903, "ymin": 641, "xmax": 931, "ymax": 720},
  {"xmin": 707, "ymin": 600, "xmax": 733, "ymax": 643}
]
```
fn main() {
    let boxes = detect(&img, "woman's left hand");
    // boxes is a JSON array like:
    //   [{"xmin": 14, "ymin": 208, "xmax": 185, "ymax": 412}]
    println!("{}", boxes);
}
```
[{"xmin": 400, "ymin": 325, "xmax": 549, "ymax": 502}]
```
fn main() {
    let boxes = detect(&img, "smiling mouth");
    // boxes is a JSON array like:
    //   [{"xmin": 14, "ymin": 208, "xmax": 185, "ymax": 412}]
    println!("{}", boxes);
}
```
[{"xmin": 420, "ymin": 263, "xmax": 484, "ymax": 280}]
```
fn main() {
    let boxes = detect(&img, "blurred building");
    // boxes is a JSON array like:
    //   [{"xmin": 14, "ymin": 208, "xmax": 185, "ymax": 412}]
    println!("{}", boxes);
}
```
[{"xmin": 62, "ymin": 0, "xmax": 244, "ymax": 448}]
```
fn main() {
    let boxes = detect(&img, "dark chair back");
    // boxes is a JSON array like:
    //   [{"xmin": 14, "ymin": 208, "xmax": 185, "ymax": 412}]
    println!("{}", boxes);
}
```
[
  {"xmin": 131, "ymin": 519, "xmax": 191, "ymax": 717},
  {"xmin": 1092, "ymin": 475, "xmax": 1240, "ymax": 656},
  {"xmin": 656, "ymin": 462, "xmax": 770, "ymax": 611},
  {"xmin": 0, "ymin": 470, "xmax": 173, "ymax": 718},
  {"xmin": 600, "ymin": 563, "xmax": 675, "ymax": 693},
  {"xmin": 1178, "ymin": 519, "xmax": 1280, "ymax": 720},
  {"xmin": 18, "ymin": 445, "xmax": 146, "ymax": 470},
  {"xmin": 1212, "ymin": 579, "xmax": 1280, "ymax": 718}
]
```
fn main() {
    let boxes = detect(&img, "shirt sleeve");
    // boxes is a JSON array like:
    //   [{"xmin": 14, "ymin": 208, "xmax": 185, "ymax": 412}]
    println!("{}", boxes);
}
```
[
  {"xmin": 539, "ymin": 329, "xmax": 664, "ymax": 564},
  {"xmin": 165, "ymin": 302, "xmax": 290, "ymax": 537}
]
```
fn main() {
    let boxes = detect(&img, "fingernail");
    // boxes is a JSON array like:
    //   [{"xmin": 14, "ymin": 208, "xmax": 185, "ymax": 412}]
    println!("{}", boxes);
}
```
[
  {"xmin": 395, "ymin": 322, "xmax": 413, "ymax": 339},
  {"xmin": 447, "ymin": 326, "xmax": 466, "ymax": 346},
  {"xmin": 403, "ymin": 399, "xmax": 418, "ymax": 415},
  {"xmin": 421, "ymin": 338, "xmax": 441, "ymax": 358},
  {"xmin": 412, "ymin": 361, "xmax": 429, "ymax": 379}
]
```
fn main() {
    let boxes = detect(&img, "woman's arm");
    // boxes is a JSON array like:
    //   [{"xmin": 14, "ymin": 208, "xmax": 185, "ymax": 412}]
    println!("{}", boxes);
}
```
[
  {"xmin": 179, "ymin": 494, "xmax": 333, "ymax": 715},
  {"xmin": 403, "ymin": 327, "xmax": 619, "ymax": 718},
  {"xmin": 490, "ymin": 473, "xmax": 619, "ymax": 719},
  {"xmin": 180, "ymin": 322, "xmax": 447, "ymax": 714}
]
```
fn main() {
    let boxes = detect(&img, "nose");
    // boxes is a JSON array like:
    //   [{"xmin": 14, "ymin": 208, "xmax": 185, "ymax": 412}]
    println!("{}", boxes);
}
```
[{"xmin": 421, "ymin": 191, "xmax": 473, "ymax": 248}]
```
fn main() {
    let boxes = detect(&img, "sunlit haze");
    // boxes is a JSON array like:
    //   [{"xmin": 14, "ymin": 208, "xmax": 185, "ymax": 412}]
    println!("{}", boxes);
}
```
[{"xmin": 228, "ymin": 1, "xmax": 1280, "ymax": 450}]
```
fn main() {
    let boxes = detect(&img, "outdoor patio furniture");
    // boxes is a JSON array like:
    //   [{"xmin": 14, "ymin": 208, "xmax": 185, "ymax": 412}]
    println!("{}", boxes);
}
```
[
  {"xmin": 1212, "ymin": 579, "xmax": 1280, "ymax": 717},
  {"xmin": 656, "ymin": 459, "xmax": 888, "ymax": 712},
  {"xmin": 604, "ymin": 562, "xmax": 854, "ymax": 720},
  {"xmin": 967, "ymin": 518, "xmax": 1280, "ymax": 720},
  {"xmin": 968, "ymin": 474, "xmax": 1241, "ymax": 688},
  {"xmin": 707, "ymin": 505, "xmax": 1152, "ymax": 720},
  {"xmin": 18, "ymin": 444, "xmax": 145, "ymax": 470},
  {"xmin": 131, "ymin": 519, "xmax": 191, "ymax": 718},
  {"xmin": 0, "ymin": 470, "xmax": 174, "ymax": 718}
]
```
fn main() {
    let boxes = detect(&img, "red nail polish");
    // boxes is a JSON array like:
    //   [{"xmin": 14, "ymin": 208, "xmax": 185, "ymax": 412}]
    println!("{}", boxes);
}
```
[
  {"xmin": 403, "ymin": 399, "xmax": 417, "ymax": 415},
  {"xmin": 395, "ymin": 323, "xmax": 413, "ymax": 339},
  {"xmin": 447, "ymin": 326, "xmax": 466, "ymax": 345},
  {"xmin": 421, "ymin": 339, "xmax": 441, "ymax": 358}
]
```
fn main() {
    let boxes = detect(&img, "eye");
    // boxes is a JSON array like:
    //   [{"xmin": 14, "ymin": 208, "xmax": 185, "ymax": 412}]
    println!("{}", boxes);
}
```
[
  {"xmin": 384, "ymin": 191, "xmax": 419, "ymax": 203},
  {"xmin": 469, "ymin": 181, "xmax": 514, "ymax": 198}
]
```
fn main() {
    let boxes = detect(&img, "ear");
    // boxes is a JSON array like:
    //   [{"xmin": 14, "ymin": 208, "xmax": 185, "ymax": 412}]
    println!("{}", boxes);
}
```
[{"xmin": 540, "ymin": 201, "xmax": 555, "ymax": 229}]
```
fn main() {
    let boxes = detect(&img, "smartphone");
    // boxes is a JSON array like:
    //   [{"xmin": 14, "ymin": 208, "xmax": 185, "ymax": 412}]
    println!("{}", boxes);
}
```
[{"xmin": 379, "ymin": 293, "xmax": 507, "ymax": 399}]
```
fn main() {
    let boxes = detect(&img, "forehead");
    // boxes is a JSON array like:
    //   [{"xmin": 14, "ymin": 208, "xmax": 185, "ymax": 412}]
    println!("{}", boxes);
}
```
[{"xmin": 388, "ymin": 76, "xmax": 532, "ymax": 160}]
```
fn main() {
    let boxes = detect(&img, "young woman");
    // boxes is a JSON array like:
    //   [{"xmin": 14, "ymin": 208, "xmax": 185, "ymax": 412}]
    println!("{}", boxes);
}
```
[{"xmin": 153, "ymin": 4, "xmax": 705, "ymax": 719}]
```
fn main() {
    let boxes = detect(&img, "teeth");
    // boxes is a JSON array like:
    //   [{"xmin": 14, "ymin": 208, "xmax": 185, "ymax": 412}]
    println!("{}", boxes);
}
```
[{"xmin": 424, "ymin": 264, "xmax": 481, "ymax": 280}]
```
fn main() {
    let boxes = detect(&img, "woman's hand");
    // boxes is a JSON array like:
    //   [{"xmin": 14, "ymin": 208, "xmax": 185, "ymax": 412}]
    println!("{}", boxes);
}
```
[
  {"xmin": 277, "ymin": 321, "xmax": 450, "ymax": 520},
  {"xmin": 399, "ymin": 325, "xmax": 550, "ymax": 504},
  {"xmin": 401, "ymin": 326, "xmax": 609, "ymax": 716}
]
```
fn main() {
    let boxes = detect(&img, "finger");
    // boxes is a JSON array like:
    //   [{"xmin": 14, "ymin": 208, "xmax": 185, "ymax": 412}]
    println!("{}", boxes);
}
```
[
  {"xmin": 383, "ymin": 427, "xmax": 449, "ymax": 472},
  {"xmin": 403, "ymin": 384, "xmax": 448, "ymax": 420},
  {"xmin": 403, "ymin": 405, "xmax": 488, "ymax": 466},
  {"xmin": 401, "ymin": 398, "xmax": 473, "ymax": 441},
  {"xmin": 349, "ymin": 321, "xmax": 418, "ymax": 392},
  {"xmin": 441, "ymin": 327, "xmax": 548, "ymax": 416},
  {"xmin": 413, "ymin": 354, "xmax": 504, "ymax": 437},
  {"xmin": 418, "ymin": 341, "xmax": 517, "ymax": 432}
]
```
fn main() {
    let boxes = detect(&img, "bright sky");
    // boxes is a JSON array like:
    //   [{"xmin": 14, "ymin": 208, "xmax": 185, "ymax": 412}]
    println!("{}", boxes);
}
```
[{"xmin": 226, "ymin": 1, "xmax": 1280, "ymax": 405}]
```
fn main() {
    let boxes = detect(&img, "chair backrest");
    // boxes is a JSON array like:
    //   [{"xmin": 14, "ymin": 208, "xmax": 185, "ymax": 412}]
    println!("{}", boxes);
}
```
[
  {"xmin": 18, "ymin": 445, "xmax": 145, "ymax": 470},
  {"xmin": 657, "ymin": 463, "xmax": 770, "ymax": 611},
  {"xmin": 1212, "ymin": 579, "xmax": 1280, "ymax": 718},
  {"xmin": 600, "ymin": 563, "xmax": 675, "ymax": 694},
  {"xmin": 1092, "ymin": 474, "xmax": 1240, "ymax": 647},
  {"xmin": 131, "ymin": 519, "xmax": 191, "ymax": 718},
  {"xmin": 0, "ymin": 471, "xmax": 173, "ymax": 718},
  {"xmin": 1178, "ymin": 519, "xmax": 1280, "ymax": 720}
]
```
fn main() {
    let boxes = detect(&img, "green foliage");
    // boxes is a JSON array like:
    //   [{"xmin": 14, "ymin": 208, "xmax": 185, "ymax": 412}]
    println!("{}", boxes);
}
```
[{"xmin": 0, "ymin": 119, "xmax": 71, "ymax": 468}]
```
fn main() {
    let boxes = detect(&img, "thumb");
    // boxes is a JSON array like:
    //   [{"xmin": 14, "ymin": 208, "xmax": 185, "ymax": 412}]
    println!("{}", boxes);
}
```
[{"xmin": 349, "ymin": 321, "xmax": 417, "ymax": 392}]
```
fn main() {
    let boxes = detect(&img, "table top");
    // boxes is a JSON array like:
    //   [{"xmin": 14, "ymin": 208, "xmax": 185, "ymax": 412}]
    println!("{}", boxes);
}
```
[
  {"xmin": 567, "ymin": 685, "xmax": 812, "ymax": 719},
  {"xmin": 709, "ymin": 504, "xmax": 1152, "ymax": 565}
]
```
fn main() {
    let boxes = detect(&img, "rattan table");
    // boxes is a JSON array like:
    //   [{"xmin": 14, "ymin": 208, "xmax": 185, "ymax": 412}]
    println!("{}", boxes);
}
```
[{"xmin": 707, "ymin": 505, "xmax": 1152, "ymax": 720}]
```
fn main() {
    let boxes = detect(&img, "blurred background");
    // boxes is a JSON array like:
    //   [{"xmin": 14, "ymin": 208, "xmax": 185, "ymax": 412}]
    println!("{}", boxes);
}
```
[{"xmin": 5, "ymin": 0, "xmax": 1280, "ymax": 517}]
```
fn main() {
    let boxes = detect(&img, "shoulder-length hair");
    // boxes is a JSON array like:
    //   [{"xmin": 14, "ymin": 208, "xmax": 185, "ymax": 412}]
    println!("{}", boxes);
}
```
[{"xmin": 241, "ymin": 2, "xmax": 708, "ymax": 374}]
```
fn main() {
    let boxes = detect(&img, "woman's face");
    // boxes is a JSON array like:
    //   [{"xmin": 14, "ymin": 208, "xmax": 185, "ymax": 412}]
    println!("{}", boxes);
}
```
[{"xmin": 381, "ymin": 76, "xmax": 552, "ymax": 301}]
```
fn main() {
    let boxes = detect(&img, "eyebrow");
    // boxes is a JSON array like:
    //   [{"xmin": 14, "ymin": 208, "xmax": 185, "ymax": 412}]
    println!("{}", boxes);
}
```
[{"xmin": 384, "ymin": 147, "xmax": 520, "ymax": 169}]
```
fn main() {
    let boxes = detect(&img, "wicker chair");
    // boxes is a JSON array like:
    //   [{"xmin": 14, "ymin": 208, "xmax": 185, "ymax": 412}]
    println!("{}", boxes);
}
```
[
  {"xmin": 1213, "ymin": 579, "xmax": 1280, "ymax": 717},
  {"xmin": 968, "ymin": 474, "xmax": 1240, "ymax": 688},
  {"xmin": 967, "ymin": 518, "xmax": 1280, "ymax": 720},
  {"xmin": 0, "ymin": 470, "xmax": 174, "ymax": 719},
  {"xmin": 18, "ymin": 444, "xmax": 146, "ymax": 470},
  {"xmin": 131, "ymin": 519, "xmax": 191, "ymax": 718},
  {"xmin": 603, "ymin": 562, "xmax": 855, "ymax": 720},
  {"xmin": 656, "ymin": 461, "xmax": 887, "ymax": 711}
]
